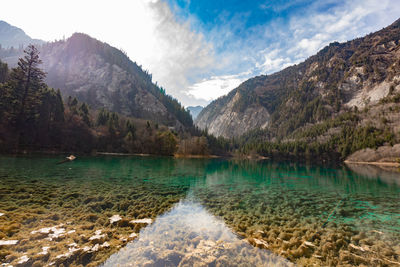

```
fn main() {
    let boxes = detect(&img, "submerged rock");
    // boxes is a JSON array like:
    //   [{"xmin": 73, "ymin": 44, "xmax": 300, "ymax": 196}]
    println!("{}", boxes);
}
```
[
  {"xmin": 0, "ymin": 212, "xmax": 4, "ymax": 217},
  {"xmin": 252, "ymin": 238, "xmax": 269, "ymax": 248},
  {"xmin": 30, "ymin": 225, "xmax": 66, "ymax": 240},
  {"xmin": 17, "ymin": 255, "xmax": 30, "ymax": 264},
  {"xmin": 130, "ymin": 218, "xmax": 152, "ymax": 224},
  {"xmin": 303, "ymin": 241, "xmax": 316, "ymax": 248},
  {"xmin": 109, "ymin": 215, "xmax": 122, "ymax": 224},
  {"xmin": 0, "ymin": 240, "xmax": 18, "ymax": 246},
  {"xmin": 89, "ymin": 230, "xmax": 107, "ymax": 244},
  {"xmin": 38, "ymin": 246, "xmax": 50, "ymax": 255},
  {"xmin": 101, "ymin": 242, "xmax": 110, "ymax": 248}
]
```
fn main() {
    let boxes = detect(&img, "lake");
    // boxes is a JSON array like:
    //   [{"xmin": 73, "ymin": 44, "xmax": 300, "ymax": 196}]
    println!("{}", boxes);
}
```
[{"xmin": 0, "ymin": 155, "xmax": 399, "ymax": 266}]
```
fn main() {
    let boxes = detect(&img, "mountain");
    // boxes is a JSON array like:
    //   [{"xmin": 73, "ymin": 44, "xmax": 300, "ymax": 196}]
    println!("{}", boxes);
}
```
[
  {"xmin": 196, "ymin": 18, "xmax": 400, "ymax": 139},
  {"xmin": 187, "ymin": 105, "xmax": 203, "ymax": 119},
  {"xmin": 0, "ymin": 32, "xmax": 192, "ymax": 128},
  {"xmin": 0, "ymin": 20, "xmax": 44, "ymax": 48}
]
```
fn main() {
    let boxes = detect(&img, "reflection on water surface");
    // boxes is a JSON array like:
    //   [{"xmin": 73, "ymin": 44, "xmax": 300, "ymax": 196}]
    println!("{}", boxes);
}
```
[{"xmin": 103, "ymin": 200, "xmax": 293, "ymax": 266}]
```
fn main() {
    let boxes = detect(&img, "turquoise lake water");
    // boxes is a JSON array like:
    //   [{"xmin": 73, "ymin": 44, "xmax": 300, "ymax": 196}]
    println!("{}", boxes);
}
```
[{"xmin": 0, "ymin": 156, "xmax": 399, "ymax": 266}]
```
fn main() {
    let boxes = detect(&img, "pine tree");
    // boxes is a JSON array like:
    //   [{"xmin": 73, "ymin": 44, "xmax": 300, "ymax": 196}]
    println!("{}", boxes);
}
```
[
  {"xmin": 79, "ymin": 103, "xmax": 90, "ymax": 126},
  {"xmin": 7, "ymin": 45, "xmax": 46, "ymax": 146},
  {"xmin": 0, "ymin": 60, "xmax": 8, "ymax": 83}
]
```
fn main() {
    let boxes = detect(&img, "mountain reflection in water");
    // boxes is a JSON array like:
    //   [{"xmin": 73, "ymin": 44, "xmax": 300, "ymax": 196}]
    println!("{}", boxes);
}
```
[{"xmin": 102, "ymin": 200, "xmax": 293, "ymax": 267}]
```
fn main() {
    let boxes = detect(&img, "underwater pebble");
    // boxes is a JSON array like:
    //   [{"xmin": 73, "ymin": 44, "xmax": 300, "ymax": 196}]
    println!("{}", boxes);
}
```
[
  {"xmin": 17, "ymin": 255, "xmax": 29, "ymax": 264},
  {"xmin": 56, "ymin": 246, "xmax": 81, "ymax": 260},
  {"xmin": 91, "ymin": 244, "xmax": 100, "ymax": 252},
  {"xmin": 109, "ymin": 215, "xmax": 122, "ymax": 224},
  {"xmin": 38, "ymin": 246, "xmax": 50, "ymax": 255},
  {"xmin": 83, "ymin": 246, "xmax": 91, "ymax": 252},
  {"xmin": 349, "ymin": 243, "xmax": 365, "ymax": 252},
  {"xmin": 101, "ymin": 242, "xmax": 110, "ymax": 248},
  {"xmin": 253, "ymin": 238, "xmax": 269, "ymax": 248},
  {"xmin": 372, "ymin": 230, "xmax": 384, "ymax": 235},
  {"xmin": 129, "ymin": 233, "xmax": 138, "ymax": 238},
  {"xmin": 130, "ymin": 218, "xmax": 152, "ymax": 224},
  {"xmin": 0, "ymin": 212, "xmax": 4, "ymax": 217},
  {"xmin": 30, "ymin": 225, "xmax": 67, "ymax": 240},
  {"xmin": 48, "ymin": 227, "xmax": 65, "ymax": 240},
  {"xmin": 0, "ymin": 240, "xmax": 18, "ymax": 246},
  {"xmin": 89, "ymin": 230, "xmax": 106, "ymax": 243},
  {"xmin": 303, "ymin": 241, "xmax": 316, "ymax": 248}
]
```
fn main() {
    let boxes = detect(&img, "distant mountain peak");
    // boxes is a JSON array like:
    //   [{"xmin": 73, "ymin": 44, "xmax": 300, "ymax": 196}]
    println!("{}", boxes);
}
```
[
  {"xmin": 187, "ymin": 106, "xmax": 203, "ymax": 119},
  {"xmin": 0, "ymin": 20, "xmax": 44, "ymax": 48}
]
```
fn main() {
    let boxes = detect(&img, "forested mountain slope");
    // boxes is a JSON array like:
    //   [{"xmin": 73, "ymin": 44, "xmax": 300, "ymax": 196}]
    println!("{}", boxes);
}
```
[
  {"xmin": 0, "ymin": 32, "xmax": 192, "ymax": 128},
  {"xmin": 196, "ymin": 18, "xmax": 400, "ymax": 139}
]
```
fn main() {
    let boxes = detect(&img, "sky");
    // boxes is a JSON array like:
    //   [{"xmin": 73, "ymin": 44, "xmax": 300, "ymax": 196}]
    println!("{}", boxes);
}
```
[{"xmin": 0, "ymin": 0, "xmax": 399, "ymax": 107}]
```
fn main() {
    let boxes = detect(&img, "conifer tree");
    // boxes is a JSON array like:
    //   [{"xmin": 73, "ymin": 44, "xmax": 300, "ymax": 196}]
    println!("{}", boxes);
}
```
[{"xmin": 7, "ymin": 45, "xmax": 46, "ymax": 145}]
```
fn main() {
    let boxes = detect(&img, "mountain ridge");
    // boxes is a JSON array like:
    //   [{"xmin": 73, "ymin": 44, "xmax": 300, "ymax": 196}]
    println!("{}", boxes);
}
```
[
  {"xmin": 196, "ymin": 17, "xmax": 400, "ymax": 139},
  {"xmin": 0, "ymin": 29, "xmax": 192, "ymax": 128},
  {"xmin": 0, "ymin": 20, "xmax": 44, "ymax": 48}
]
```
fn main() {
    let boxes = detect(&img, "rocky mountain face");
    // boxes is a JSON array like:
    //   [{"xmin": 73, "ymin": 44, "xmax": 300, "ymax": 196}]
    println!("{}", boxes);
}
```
[
  {"xmin": 187, "ymin": 105, "xmax": 203, "ymax": 119},
  {"xmin": 0, "ymin": 20, "xmax": 43, "ymax": 48},
  {"xmin": 196, "ymin": 18, "xmax": 400, "ymax": 139},
  {"xmin": 0, "ymin": 32, "xmax": 192, "ymax": 128}
]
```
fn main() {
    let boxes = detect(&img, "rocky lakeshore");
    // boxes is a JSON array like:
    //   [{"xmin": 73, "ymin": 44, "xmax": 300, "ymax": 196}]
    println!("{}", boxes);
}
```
[{"xmin": 345, "ymin": 145, "xmax": 400, "ymax": 167}]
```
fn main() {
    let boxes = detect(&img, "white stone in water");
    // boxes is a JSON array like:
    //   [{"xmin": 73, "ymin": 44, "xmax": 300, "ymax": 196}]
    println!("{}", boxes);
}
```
[
  {"xmin": 31, "ymin": 225, "xmax": 68, "ymax": 240},
  {"xmin": 129, "ymin": 233, "xmax": 138, "ymax": 238},
  {"xmin": 0, "ymin": 240, "xmax": 18, "ymax": 246},
  {"xmin": 372, "ymin": 230, "xmax": 384, "ymax": 235},
  {"xmin": 109, "ymin": 215, "xmax": 122, "ymax": 224},
  {"xmin": 39, "ymin": 246, "xmax": 50, "ymax": 255},
  {"xmin": 130, "ymin": 218, "xmax": 152, "ymax": 224},
  {"xmin": 349, "ymin": 243, "xmax": 365, "ymax": 252},
  {"xmin": 56, "ymin": 246, "xmax": 81, "ymax": 260},
  {"xmin": 17, "ymin": 255, "xmax": 29, "ymax": 264},
  {"xmin": 303, "ymin": 241, "xmax": 316, "ymax": 248},
  {"xmin": 83, "ymin": 246, "xmax": 91, "ymax": 252},
  {"xmin": 91, "ymin": 244, "xmax": 100, "ymax": 252},
  {"xmin": 89, "ymin": 230, "xmax": 106, "ymax": 242},
  {"xmin": 101, "ymin": 241, "xmax": 110, "ymax": 248},
  {"xmin": 68, "ymin": 242, "xmax": 78, "ymax": 247},
  {"xmin": 31, "ymin": 227, "xmax": 52, "ymax": 235},
  {"xmin": 0, "ymin": 212, "xmax": 4, "ymax": 217},
  {"xmin": 253, "ymin": 238, "xmax": 269, "ymax": 248},
  {"xmin": 67, "ymin": 230, "xmax": 76, "ymax": 234},
  {"xmin": 48, "ymin": 227, "xmax": 66, "ymax": 240}
]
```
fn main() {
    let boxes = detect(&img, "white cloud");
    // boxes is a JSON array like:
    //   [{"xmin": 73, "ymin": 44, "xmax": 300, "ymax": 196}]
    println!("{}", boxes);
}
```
[
  {"xmin": 187, "ymin": 73, "xmax": 250, "ymax": 102},
  {"xmin": 144, "ymin": 1, "xmax": 215, "ymax": 102}
]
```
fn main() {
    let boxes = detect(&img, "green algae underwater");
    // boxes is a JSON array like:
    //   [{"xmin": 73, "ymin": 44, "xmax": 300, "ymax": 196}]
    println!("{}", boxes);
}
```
[{"xmin": 0, "ymin": 155, "xmax": 399, "ymax": 266}]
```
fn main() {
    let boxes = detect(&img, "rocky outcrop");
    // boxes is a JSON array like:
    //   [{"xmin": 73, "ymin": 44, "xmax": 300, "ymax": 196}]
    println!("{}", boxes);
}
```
[
  {"xmin": 345, "ymin": 144, "xmax": 400, "ymax": 163},
  {"xmin": 196, "ymin": 18, "xmax": 400, "ymax": 138},
  {"xmin": 196, "ymin": 90, "xmax": 270, "ymax": 138}
]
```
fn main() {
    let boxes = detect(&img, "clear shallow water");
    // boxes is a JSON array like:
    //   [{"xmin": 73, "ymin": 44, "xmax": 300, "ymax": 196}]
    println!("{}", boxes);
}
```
[{"xmin": 0, "ymin": 156, "xmax": 399, "ymax": 266}]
